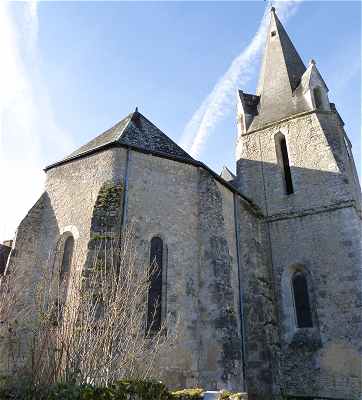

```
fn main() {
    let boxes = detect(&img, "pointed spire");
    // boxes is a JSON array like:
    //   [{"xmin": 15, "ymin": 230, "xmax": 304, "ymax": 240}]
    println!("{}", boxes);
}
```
[{"xmin": 257, "ymin": 8, "xmax": 306, "ymax": 96}]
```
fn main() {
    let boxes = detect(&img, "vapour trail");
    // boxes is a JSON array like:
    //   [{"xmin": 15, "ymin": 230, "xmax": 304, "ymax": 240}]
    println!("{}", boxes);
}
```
[
  {"xmin": 180, "ymin": 1, "xmax": 302, "ymax": 159},
  {"xmin": 0, "ymin": 2, "xmax": 73, "ymax": 241}
]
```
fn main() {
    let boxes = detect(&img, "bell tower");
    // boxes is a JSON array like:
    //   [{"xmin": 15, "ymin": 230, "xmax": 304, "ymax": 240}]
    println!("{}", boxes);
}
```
[
  {"xmin": 236, "ymin": 8, "xmax": 362, "ymax": 399},
  {"xmin": 236, "ymin": 7, "xmax": 361, "ymax": 214}
]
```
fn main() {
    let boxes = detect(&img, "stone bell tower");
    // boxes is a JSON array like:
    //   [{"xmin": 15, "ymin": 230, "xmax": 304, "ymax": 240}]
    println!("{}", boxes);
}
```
[{"xmin": 236, "ymin": 7, "xmax": 362, "ymax": 399}]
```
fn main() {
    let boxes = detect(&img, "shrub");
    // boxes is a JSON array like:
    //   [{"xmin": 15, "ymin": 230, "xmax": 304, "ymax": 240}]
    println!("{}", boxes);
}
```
[
  {"xmin": 0, "ymin": 379, "xmax": 171, "ymax": 400},
  {"xmin": 111, "ymin": 380, "xmax": 170, "ymax": 400},
  {"xmin": 170, "ymin": 388, "xmax": 204, "ymax": 399},
  {"xmin": 0, "ymin": 225, "xmax": 178, "ymax": 387}
]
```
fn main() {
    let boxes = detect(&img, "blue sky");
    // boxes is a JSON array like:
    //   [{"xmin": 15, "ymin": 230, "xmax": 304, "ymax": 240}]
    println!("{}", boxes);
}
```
[{"xmin": 0, "ymin": 1, "xmax": 361, "ymax": 241}]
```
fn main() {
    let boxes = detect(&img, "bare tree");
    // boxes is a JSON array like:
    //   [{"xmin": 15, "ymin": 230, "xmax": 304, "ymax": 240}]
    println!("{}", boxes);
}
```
[
  {"xmin": 0, "ymin": 224, "xmax": 178, "ymax": 388},
  {"xmin": 0, "ymin": 260, "xmax": 30, "ymax": 376}
]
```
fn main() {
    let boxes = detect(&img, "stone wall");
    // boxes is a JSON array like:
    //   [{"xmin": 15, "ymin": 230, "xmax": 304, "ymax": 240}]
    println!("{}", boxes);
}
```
[
  {"xmin": 236, "ymin": 108, "xmax": 362, "ymax": 399},
  {"xmin": 124, "ymin": 149, "xmax": 202, "ymax": 389},
  {"xmin": 269, "ymin": 206, "xmax": 362, "ymax": 399},
  {"xmin": 236, "ymin": 199, "xmax": 280, "ymax": 400},
  {"xmin": 0, "ymin": 243, "xmax": 11, "ymax": 274},
  {"xmin": 44, "ymin": 147, "xmax": 128, "ymax": 264},
  {"xmin": 9, "ymin": 118, "xmax": 360, "ymax": 398},
  {"xmin": 1, "ymin": 193, "xmax": 51, "ymax": 374},
  {"xmin": 5, "ymin": 193, "xmax": 51, "ymax": 303},
  {"xmin": 197, "ymin": 171, "xmax": 242, "ymax": 390},
  {"xmin": 6, "ymin": 146, "xmax": 261, "ymax": 392},
  {"xmin": 123, "ymin": 149, "xmax": 247, "ymax": 391},
  {"xmin": 236, "ymin": 111, "xmax": 360, "ymax": 217}
]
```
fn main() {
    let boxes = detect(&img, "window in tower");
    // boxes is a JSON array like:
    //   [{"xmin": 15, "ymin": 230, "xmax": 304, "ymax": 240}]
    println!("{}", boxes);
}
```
[
  {"xmin": 292, "ymin": 271, "xmax": 313, "ymax": 328},
  {"xmin": 147, "ymin": 236, "xmax": 163, "ymax": 333},
  {"xmin": 275, "ymin": 133, "xmax": 294, "ymax": 195},
  {"xmin": 313, "ymin": 87, "xmax": 323, "ymax": 110}
]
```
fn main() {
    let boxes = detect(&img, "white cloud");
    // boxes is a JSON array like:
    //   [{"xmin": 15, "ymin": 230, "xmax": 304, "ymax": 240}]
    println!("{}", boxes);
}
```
[
  {"xmin": 180, "ymin": 0, "xmax": 302, "ymax": 159},
  {"xmin": 0, "ymin": 2, "xmax": 74, "ymax": 242}
]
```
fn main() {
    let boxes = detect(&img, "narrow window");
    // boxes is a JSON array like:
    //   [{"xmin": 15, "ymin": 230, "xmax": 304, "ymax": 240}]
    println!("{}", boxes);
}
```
[
  {"xmin": 275, "ymin": 134, "xmax": 294, "ymax": 195},
  {"xmin": 147, "ymin": 237, "xmax": 163, "ymax": 333},
  {"xmin": 60, "ymin": 236, "xmax": 74, "ymax": 282},
  {"xmin": 313, "ymin": 87, "xmax": 323, "ymax": 110},
  {"xmin": 292, "ymin": 272, "xmax": 313, "ymax": 328},
  {"xmin": 53, "ymin": 234, "xmax": 74, "ymax": 325}
]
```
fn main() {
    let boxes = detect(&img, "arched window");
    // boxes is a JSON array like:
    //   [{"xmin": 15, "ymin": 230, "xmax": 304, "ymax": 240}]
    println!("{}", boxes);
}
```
[
  {"xmin": 60, "ymin": 235, "xmax": 74, "ymax": 282},
  {"xmin": 313, "ymin": 87, "xmax": 323, "ymax": 110},
  {"xmin": 147, "ymin": 237, "xmax": 163, "ymax": 333},
  {"xmin": 51, "ymin": 234, "xmax": 74, "ymax": 326},
  {"xmin": 275, "ymin": 133, "xmax": 294, "ymax": 195},
  {"xmin": 292, "ymin": 271, "xmax": 313, "ymax": 328}
]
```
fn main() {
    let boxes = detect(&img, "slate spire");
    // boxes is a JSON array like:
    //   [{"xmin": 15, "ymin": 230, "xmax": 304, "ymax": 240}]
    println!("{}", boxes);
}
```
[
  {"xmin": 257, "ymin": 7, "xmax": 306, "ymax": 95},
  {"xmin": 253, "ymin": 7, "xmax": 306, "ymax": 125}
]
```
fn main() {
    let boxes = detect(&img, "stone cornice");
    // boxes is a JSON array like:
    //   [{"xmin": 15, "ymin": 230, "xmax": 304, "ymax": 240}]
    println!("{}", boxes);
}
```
[
  {"xmin": 265, "ymin": 200, "xmax": 361, "ymax": 223},
  {"xmin": 239, "ymin": 109, "xmax": 335, "ymax": 138},
  {"xmin": 44, "ymin": 141, "xmax": 262, "ymax": 217}
]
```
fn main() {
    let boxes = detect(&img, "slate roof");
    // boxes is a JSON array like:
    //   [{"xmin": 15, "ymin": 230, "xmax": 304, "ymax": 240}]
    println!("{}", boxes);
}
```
[
  {"xmin": 44, "ymin": 110, "xmax": 259, "ymax": 214},
  {"xmin": 299, "ymin": 60, "xmax": 328, "ymax": 94},
  {"xmin": 241, "ymin": 7, "xmax": 309, "ymax": 131},
  {"xmin": 220, "ymin": 166, "xmax": 236, "ymax": 182},
  {"xmin": 238, "ymin": 91, "xmax": 260, "ymax": 115},
  {"xmin": 46, "ymin": 110, "xmax": 194, "ymax": 170},
  {"xmin": 257, "ymin": 7, "xmax": 306, "ymax": 95}
]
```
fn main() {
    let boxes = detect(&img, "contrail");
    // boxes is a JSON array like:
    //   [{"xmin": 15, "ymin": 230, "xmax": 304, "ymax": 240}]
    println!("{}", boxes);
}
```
[
  {"xmin": 0, "ymin": 1, "xmax": 74, "ymax": 241},
  {"xmin": 180, "ymin": 1, "xmax": 302, "ymax": 159}
]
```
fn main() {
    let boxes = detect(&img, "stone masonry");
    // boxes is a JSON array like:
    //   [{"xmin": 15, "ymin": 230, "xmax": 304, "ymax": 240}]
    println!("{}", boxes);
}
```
[{"xmin": 4, "ymin": 7, "xmax": 361, "ymax": 400}]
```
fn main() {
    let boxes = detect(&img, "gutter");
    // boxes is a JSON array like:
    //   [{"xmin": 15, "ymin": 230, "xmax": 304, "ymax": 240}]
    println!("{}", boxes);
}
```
[{"xmin": 233, "ymin": 193, "xmax": 247, "ymax": 392}]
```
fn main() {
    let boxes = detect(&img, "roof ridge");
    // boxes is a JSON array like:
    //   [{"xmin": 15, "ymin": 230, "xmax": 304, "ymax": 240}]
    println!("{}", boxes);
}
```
[
  {"xmin": 48, "ymin": 109, "xmax": 193, "ymax": 170},
  {"xmin": 114, "ymin": 111, "xmax": 135, "ymax": 142},
  {"xmin": 129, "ymin": 110, "xmax": 191, "ymax": 156}
]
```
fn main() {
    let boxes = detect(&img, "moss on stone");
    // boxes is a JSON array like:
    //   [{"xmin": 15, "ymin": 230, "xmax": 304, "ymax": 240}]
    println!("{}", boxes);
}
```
[{"xmin": 95, "ymin": 181, "xmax": 123, "ymax": 210}]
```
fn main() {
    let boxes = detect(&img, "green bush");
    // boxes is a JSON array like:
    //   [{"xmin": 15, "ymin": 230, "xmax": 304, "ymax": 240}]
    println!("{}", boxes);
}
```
[
  {"xmin": 0, "ymin": 376, "xmax": 36, "ymax": 400},
  {"xmin": 0, "ymin": 378, "xmax": 244, "ymax": 400},
  {"xmin": 0, "ymin": 379, "xmax": 171, "ymax": 400},
  {"xmin": 111, "ymin": 380, "xmax": 170, "ymax": 400},
  {"xmin": 170, "ymin": 388, "xmax": 204, "ymax": 399}
]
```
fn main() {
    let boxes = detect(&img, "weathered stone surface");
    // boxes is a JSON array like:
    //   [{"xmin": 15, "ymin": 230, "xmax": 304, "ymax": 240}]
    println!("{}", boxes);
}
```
[
  {"xmin": 4, "ymin": 8, "xmax": 361, "ymax": 400},
  {"xmin": 236, "ymin": 65, "xmax": 362, "ymax": 400}
]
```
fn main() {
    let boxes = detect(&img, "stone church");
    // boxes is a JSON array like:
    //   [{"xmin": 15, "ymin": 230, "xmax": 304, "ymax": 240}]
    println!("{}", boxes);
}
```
[{"xmin": 4, "ymin": 8, "xmax": 362, "ymax": 400}]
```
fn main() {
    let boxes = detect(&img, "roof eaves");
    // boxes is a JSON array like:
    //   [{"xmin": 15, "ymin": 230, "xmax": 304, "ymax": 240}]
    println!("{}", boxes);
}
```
[
  {"xmin": 44, "ymin": 140, "xmax": 260, "ymax": 215},
  {"xmin": 44, "ymin": 141, "xmax": 116, "ymax": 171},
  {"xmin": 45, "ymin": 116, "xmax": 133, "ymax": 171}
]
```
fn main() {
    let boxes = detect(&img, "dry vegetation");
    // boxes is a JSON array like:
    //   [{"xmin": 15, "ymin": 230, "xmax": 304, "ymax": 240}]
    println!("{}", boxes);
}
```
[{"xmin": 0, "ymin": 225, "xmax": 177, "ymax": 390}]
